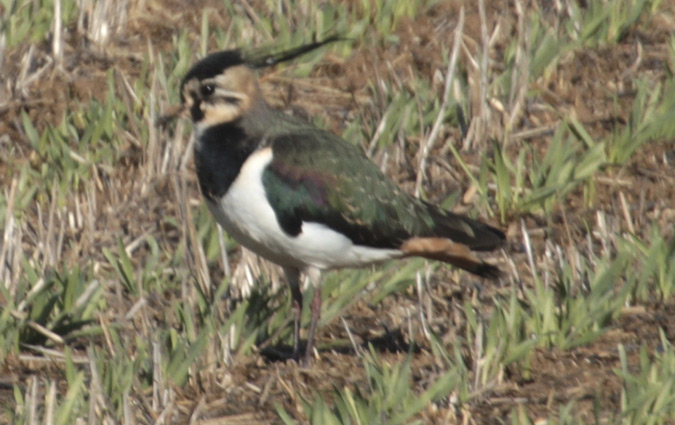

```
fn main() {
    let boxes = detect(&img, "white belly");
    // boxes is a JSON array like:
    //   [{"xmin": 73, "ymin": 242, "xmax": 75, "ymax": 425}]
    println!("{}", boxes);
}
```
[{"xmin": 208, "ymin": 147, "xmax": 402, "ymax": 270}]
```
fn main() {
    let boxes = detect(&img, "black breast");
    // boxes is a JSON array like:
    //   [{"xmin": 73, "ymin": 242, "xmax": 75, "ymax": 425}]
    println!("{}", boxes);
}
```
[{"xmin": 193, "ymin": 123, "xmax": 258, "ymax": 201}]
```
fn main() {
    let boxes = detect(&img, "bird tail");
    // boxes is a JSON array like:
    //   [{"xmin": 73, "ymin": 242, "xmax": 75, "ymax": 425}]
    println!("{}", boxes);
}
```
[
  {"xmin": 400, "ymin": 206, "xmax": 505, "ymax": 278},
  {"xmin": 400, "ymin": 237, "xmax": 502, "ymax": 279}
]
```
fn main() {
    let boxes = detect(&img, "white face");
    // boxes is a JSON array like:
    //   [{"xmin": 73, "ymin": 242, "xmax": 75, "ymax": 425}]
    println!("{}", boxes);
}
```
[{"xmin": 181, "ymin": 65, "xmax": 260, "ymax": 128}]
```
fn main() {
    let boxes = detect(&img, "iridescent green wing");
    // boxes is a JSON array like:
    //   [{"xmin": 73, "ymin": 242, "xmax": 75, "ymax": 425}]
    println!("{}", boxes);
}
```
[{"xmin": 262, "ymin": 129, "xmax": 504, "ymax": 250}]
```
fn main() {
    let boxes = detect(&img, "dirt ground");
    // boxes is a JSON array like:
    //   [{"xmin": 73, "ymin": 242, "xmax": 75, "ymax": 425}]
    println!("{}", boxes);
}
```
[{"xmin": 1, "ymin": 0, "xmax": 675, "ymax": 423}]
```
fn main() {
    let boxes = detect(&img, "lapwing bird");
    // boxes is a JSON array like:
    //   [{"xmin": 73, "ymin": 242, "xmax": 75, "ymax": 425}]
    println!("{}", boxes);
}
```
[{"xmin": 179, "ymin": 39, "xmax": 505, "ymax": 365}]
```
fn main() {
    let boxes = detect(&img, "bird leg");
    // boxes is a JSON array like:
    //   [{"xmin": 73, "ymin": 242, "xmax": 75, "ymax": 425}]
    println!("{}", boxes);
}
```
[
  {"xmin": 290, "ymin": 284, "xmax": 303, "ymax": 355},
  {"xmin": 303, "ymin": 267, "xmax": 323, "ymax": 365},
  {"xmin": 284, "ymin": 267, "xmax": 303, "ymax": 358},
  {"xmin": 303, "ymin": 284, "xmax": 322, "ymax": 365}
]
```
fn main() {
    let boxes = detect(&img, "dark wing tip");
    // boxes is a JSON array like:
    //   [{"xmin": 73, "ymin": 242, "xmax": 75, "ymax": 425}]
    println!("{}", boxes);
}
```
[
  {"xmin": 471, "ymin": 222, "xmax": 507, "ymax": 251},
  {"xmin": 474, "ymin": 262, "xmax": 503, "ymax": 279},
  {"xmin": 422, "ymin": 202, "xmax": 506, "ymax": 252}
]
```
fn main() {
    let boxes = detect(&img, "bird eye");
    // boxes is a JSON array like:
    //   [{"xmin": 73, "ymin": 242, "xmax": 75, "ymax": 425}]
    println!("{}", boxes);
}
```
[{"xmin": 200, "ymin": 84, "xmax": 215, "ymax": 97}]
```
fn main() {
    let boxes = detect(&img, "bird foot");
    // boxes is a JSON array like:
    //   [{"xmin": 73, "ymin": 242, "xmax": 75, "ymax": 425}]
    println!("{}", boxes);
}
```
[{"xmin": 289, "ymin": 345, "xmax": 315, "ymax": 367}]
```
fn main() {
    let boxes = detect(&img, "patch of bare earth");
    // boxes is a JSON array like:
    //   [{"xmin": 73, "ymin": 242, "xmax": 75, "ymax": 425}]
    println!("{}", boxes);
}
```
[{"xmin": 1, "ymin": 0, "xmax": 674, "ymax": 423}]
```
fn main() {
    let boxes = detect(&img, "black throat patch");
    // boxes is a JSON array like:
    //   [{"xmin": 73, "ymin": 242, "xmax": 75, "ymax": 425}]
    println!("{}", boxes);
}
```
[{"xmin": 193, "ymin": 122, "xmax": 258, "ymax": 202}]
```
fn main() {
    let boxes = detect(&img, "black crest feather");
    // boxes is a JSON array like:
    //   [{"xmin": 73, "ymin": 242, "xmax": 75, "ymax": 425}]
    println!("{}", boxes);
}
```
[
  {"xmin": 245, "ymin": 35, "xmax": 343, "ymax": 68},
  {"xmin": 181, "ymin": 36, "xmax": 343, "ymax": 90},
  {"xmin": 182, "ymin": 50, "xmax": 245, "ymax": 86}
]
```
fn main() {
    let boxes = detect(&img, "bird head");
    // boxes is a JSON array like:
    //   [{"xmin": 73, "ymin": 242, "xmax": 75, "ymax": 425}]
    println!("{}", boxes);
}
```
[{"xmin": 179, "ymin": 37, "xmax": 340, "ymax": 129}]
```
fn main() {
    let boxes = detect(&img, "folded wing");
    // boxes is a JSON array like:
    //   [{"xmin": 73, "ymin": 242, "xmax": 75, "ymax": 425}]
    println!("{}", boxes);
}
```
[{"xmin": 262, "ymin": 130, "xmax": 505, "ymax": 277}]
